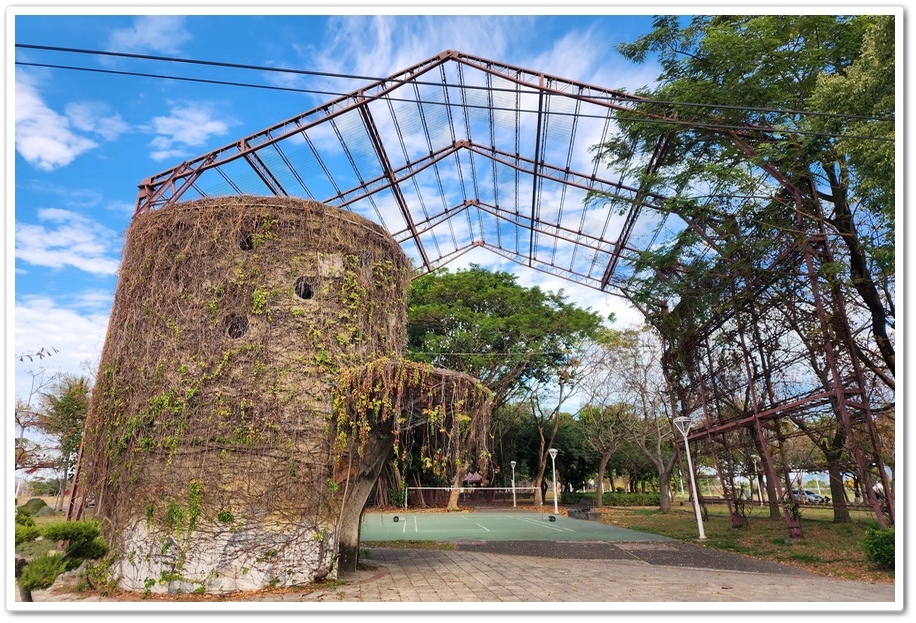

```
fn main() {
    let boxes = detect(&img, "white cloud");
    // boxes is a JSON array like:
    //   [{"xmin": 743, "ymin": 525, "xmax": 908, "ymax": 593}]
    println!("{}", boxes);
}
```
[
  {"xmin": 146, "ymin": 102, "xmax": 232, "ymax": 161},
  {"xmin": 106, "ymin": 15, "xmax": 192, "ymax": 54},
  {"xmin": 64, "ymin": 101, "xmax": 130, "ymax": 141},
  {"xmin": 13, "ymin": 295, "xmax": 110, "ymax": 400},
  {"xmin": 15, "ymin": 208, "xmax": 121, "ymax": 276},
  {"xmin": 15, "ymin": 73, "xmax": 132, "ymax": 171},
  {"xmin": 15, "ymin": 73, "xmax": 99, "ymax": 171}
]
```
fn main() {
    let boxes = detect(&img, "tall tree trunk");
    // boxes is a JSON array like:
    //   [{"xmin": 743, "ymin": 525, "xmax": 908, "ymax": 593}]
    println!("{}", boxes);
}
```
[
  {"xmin": 826, "ymin": 458, "xmax": 851, "ymax": 523},
  {"xmin": 594, "ymin": 452, "xmax": 611, "ymax": 509},
  {"xmin": 446, "ymin": 466, "xmax": 467, "ymax": 510}
]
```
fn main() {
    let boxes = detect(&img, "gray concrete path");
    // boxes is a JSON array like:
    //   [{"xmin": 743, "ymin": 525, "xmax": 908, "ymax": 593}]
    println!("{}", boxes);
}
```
[
  {"xmin": 263, "ymin": 547, "xmax": 898, "ymax": 606},
  {"xmin": 20, "ymin": 509, "xmax": 898, "ymax": 610},
  {"xmin": 25, "ymin": 544, "xmax": 897, "ymax": 609}
]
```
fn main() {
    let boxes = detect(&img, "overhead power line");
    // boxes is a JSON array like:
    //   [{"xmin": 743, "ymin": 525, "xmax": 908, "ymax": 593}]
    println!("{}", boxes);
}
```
[
  {"xmin": 14, "ymin": 59, "xmax": 893, "ymax": 145},
  {"xmin": 16, "ymin": 43, "xmax": 895, "ymax": 125}
]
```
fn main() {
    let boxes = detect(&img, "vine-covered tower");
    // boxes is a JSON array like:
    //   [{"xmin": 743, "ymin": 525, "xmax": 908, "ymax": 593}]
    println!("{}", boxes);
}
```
[{"xmin": 81, "ymin": 195, "xmax": 418, "ymax": 592}]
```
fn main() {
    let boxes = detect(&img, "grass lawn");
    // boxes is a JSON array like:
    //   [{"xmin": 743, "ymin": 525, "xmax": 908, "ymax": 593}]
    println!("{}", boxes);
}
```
[{"xmin": 590, "ymin": 503, "xmax": 894, "ymax": 584}]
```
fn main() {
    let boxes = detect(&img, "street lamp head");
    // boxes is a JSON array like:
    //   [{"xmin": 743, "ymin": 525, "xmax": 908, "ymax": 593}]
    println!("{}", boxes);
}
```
[
  {"xmin": 510, "ymin": 460, "xmax": 516, "ymax": 469},
  {"xmin": 548, "ymin": 448, "xmax": 558, "ymax": 460},
  {"xmin": 673, "ymin": 416, "xmax": 692, "ymax": 437}
]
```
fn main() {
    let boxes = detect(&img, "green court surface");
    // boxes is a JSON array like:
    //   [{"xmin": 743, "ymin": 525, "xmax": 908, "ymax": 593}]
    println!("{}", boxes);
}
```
[{"xmin": 360, "ymin": 510, "xmax": 674, "ymax": 543}]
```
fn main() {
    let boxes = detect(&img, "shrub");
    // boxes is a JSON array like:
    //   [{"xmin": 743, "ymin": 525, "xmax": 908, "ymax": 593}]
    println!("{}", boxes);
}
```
[
  {"xmin": 16, "ymin": 519, "xmax": 109, "ymax": 596},
  {"xmin": 601, "ymin": 492, "xmax": 661, "ymax": 507},
  {"xmin": 19, "ymin": 554, "xmax": 67, "ymax": 591},
  {"xmin": 22, "ymin": 497, "xmax": 51, "ymax": 515},
  {"xmin": 15, "ymin": 524, "xmax": 41, "ymax": 545},
  {"xmin": 861, "ymin": 526, "xmax": 894, "ymax": 571},
  {"xmin": 40, "ymin": 520, "xmax": 101, "ymax": 544},
  {"xmin": 16, "ymin": 506, "xmax": 36, "ymax": 527}
]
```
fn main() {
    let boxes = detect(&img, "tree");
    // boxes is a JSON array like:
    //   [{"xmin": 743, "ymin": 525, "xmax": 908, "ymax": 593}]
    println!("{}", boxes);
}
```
[
  {"xmin": 37, "ymin": 375, "xmax": 91, "ymax": 511},
  {"xmin": 595, "ymin": 15, "xmax": 895, "ymax": 525},
  {"xmin": 407, "ymin": 265, "xmax": 606, "ymax": 411},
  {"xmin": 406, "ymin": 265, "xmax": 605, "ymax": 505},
  {"xmin": 15, "ymin": 365, "xmax": 56, "ymax": 473},
  {"xmin": 606, "ymin": 14, "xmax": 894, "ymax": 385},
  {"xmin": 526, "ymin": 373, "xmax": 578, "ymax": 507},
  {"xmin": 576, "ymin": 329, "xmax": 640, "ymax": 507},
  {"xmin": 577, "ymin": 403, "xmax": 632, "ymax": 507},
  {"xmin": 617, "ymin": 328, "xmax": 681, "ymax": 511}
]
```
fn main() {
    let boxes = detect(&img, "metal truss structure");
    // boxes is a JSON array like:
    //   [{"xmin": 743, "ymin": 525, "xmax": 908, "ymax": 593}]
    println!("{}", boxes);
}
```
[{"xmin": 90, "ymin": 50, "xmax": 892, "ymax": 532}]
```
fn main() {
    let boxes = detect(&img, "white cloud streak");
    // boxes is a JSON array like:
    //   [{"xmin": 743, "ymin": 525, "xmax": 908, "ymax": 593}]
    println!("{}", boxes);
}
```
[
  {"xmin": 146, "ymin": 102, "xmax": 233, "ymax": 161},
  {"xmin": 13, "ymin": 295, "xmax": 111, "ymax": 399},
  {"xmin": 106, "ymin": 15, "xmax": 192, "ymax": 54},
  {"xmin": 15, "ymin": 72, "xmax": 130, "ymax": 171},
  {"xmin": 15, "ymin": 74, "xmax": 98, "ymax": 171},
  {"xmin": 15, "ymin": 208, "xmax": 121, "ymax": 276}
]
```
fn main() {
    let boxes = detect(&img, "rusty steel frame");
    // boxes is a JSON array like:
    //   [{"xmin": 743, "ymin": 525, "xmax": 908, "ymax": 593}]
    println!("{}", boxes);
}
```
[{"xmin": 70, "ymin": 51, "xmax": 894, "ymax": 532}]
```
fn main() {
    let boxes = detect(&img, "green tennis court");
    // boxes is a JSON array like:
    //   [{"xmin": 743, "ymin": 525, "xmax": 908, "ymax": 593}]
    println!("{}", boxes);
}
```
[{"xmin": 360, "ymin": 510, "xmax": 674, "ymax": 542}]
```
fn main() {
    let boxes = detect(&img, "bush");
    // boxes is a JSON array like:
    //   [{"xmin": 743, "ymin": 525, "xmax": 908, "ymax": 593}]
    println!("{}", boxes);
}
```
[
  {"xmin": 16, "ymin": 506, "xmax": 36, "ymax": 527},
  {"xmin": 40, "ymin": 520, "xmax": 101, "ymax": 544},
  {"xmin": 601, "ymin": 492, "xmax": 661, "ymax": 507},
  {"xmin": 15, "ymin": 524, "xmax": 41, "ymax": 545},
  {"xmin": 19, "ymin": 554, "xmax": 67, "ymax": 591},
  {"xmin": 21, "ymin": 497, "xmax": 51, "ymax": 515},
  {"xmin": 16, "ymin": 519, "xmax": 109, "ymax": 595},
  {"xmin": 861, "ymin": 526, "xmax": 894, "ymax": 571}
]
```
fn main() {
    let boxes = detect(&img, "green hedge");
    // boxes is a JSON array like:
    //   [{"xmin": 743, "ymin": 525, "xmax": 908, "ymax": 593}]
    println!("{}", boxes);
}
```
[
  {"xmin": 602, "ymin": 492, "xmax": 661, "ymax": 506},
  {"xmin": 861, "ymin": 526, "xmax": 894, "ymax": 571},
  {"xmin": 562, "ymin": 492, "xmax": 662, "ymax": 507}
]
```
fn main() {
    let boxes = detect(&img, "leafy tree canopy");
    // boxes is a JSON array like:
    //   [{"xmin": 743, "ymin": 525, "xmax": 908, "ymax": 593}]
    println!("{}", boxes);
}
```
[{"xmin": 407, "ymin": 265, "xmax": 606, "ymax": 409}]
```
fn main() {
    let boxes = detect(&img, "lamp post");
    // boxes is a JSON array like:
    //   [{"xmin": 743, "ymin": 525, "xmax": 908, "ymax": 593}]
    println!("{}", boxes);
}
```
[
  {"xmin": 673, "ymin": 417, "xmax": 706, "ymax": 540},
  {"xmin": 751, "ymin": 455, "xmax": 764, "ymax": 507},
  {"xmin": 548, "ymin": 448, "xmax": 559, "ymax": 514},
  {"xmin": 510, "ymin": 460, "xmax": 517, "ymax": 508}
]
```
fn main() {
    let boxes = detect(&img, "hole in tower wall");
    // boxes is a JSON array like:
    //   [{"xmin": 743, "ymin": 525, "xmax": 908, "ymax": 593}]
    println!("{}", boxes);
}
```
[
  {"xmin": 294, "ymin": 277, "xmax": 314, "ymax": 300},
  {"xmin": 223, "ymin": 314, "xmax": 249, "ymax": 339}
]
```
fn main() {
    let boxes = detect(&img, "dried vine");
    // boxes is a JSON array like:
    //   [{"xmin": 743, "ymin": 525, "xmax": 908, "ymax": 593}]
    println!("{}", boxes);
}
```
[
  {"xmin": 332, "ymin": 357, "xmax": 492, "ymax": 484},
  {"xmin": 78, "ymin": 195, "xmax": 419, "ymax": 591}
]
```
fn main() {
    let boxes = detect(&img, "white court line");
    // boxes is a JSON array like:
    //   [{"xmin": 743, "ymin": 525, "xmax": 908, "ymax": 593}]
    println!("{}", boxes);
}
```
[
  {"xmin": 475, "ymin": 523, "xmax": 491, "ymax": 532},
  {"xmin": 511, "ymin": 514, "xmax": 576, "ymax": 533},
  {"xmin": 400, "ymin": 515, "xmax": 418, "ymax": 533}
]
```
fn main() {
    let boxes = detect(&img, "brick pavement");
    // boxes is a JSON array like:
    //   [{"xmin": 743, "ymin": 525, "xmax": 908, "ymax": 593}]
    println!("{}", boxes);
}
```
[{"xmin": 25, "ymin": 545, "xmax": 898, "ymax": 608}]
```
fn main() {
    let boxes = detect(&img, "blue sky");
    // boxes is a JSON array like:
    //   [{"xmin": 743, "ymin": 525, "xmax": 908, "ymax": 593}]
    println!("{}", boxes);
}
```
[{"xmin": 9, "ymin": 9, "xmax": 675, "ymax": 402}]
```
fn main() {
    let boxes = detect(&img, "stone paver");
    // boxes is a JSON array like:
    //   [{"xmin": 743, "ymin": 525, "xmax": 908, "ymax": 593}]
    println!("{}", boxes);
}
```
[{"xmin": 23, "ymin": 546, "xmax": 897, "ymax": 608}]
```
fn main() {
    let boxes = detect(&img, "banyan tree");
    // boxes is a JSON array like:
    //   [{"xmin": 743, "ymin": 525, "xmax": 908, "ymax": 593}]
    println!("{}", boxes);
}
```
[{"xmin": 78, "ymin": 195, "xmax": 490, "ymax": 594}]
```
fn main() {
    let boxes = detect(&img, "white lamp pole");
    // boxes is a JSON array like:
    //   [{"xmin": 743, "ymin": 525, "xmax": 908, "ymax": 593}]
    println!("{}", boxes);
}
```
[
  {"xmin": 548, "ymin": 448, "xmax": 559, "ymax": 514},
  {"xmin": 751, "ymin": 455, "xmax": 764, "ymax": 507},
  {"xmin": 673, "ymin": 417, "xmax": 706, "ymax": 540},
  {"xmin": 510, "ymin": 460, "xmax": 517, "ymax": 508}
]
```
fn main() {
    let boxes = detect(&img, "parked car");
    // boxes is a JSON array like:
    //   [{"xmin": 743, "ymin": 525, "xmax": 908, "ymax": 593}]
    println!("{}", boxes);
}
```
[{"xmin": 791, "ymin": 488, "xmax": 830, "ymax": 504}]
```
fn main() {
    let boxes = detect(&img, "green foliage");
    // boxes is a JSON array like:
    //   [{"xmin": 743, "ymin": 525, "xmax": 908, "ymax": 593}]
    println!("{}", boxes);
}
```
[
  {"xmin": 40, "ymin": 520, "xmax": 101, "ymax": 544},
  {"xmin": 165, "ymin": 500, "xmax": 185, "ymax": 530},
  {"xmin": 16, "ymin": 505, "xmax": 36, "ymax": 526},
  {"xmin": 39, "ymin": 375, "xmax": 91, "ymax": 462},
  {"xmin": 407, "ymin": 265, "xmax": 605, "ymax": 409},
  {"xmin": 25, "ymin": 477, "xmax": 64, "ymax": 497},
  {"xmin": 861, "ymin": 526, "xmax": 894, "ymax": 570},
  {"xmin": 601, "ymin": 492, "xmax": 662, "ymax": 507},
  {"xmin": 21, "ymin": 497, "xmax": 51, "ymax": 515},
  {"xmin": 19, "ymin": 554, "xmax": 67, "ymax": 591},
  {"xmin": 187, "ymin": 480, "xmax": 204, "ymax": 532},
  {"xmin": 16, "ymin": 524, "xmax": 41, "ymax": 545},
  {"xmin": 388, "ymin": 485, "xmax": 407, "ymax": 508}
]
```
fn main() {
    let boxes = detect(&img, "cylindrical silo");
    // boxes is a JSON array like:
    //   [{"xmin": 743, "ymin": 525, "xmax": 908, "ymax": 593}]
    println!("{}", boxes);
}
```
[{"xmin": 80, "ymin": 195, "xmax": 410, "ymax": 593}]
